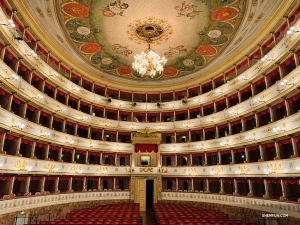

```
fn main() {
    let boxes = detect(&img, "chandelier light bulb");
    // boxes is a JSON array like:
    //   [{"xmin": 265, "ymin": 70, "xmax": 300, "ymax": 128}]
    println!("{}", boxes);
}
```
[
  {"xmin": 132, "ymin": 50, "xmax": 167, "ymax": 78},
  {"xmin": 8, "ymin": 19, "xmax": 15, "ymax": 27}
]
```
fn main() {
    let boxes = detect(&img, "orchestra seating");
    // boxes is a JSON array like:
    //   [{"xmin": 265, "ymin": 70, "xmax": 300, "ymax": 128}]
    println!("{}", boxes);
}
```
[
  {"xmin": 26, "ymin": 203, "xmax": 139, "ymax": 225},
  {"xmin": 153, "ymin": 203, "xmax": 257, "ymax": 225}
]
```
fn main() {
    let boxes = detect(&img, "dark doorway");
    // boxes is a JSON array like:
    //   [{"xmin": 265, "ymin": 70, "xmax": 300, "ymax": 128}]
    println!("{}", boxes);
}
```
[{"xmin": 146, "ymin": 180, "xmax": 154, "ymax": 211}]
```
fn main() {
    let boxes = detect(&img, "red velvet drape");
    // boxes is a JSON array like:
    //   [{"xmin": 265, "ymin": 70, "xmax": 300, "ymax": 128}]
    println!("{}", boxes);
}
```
[{"xmin": 135, "ymin": 144, "xmax": 158, "ymax": 153}]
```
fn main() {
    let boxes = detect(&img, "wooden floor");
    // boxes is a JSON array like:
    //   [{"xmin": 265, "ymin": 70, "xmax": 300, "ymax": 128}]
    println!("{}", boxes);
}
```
[{"xmin": 140, "ymin": 211, "xmax": 157, "ymax": 225}]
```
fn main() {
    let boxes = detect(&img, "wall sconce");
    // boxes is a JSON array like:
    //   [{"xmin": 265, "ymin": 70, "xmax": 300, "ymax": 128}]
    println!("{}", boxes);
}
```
[
  {"xmin": 264, "ymin": 168, "xmax": 276, "ymax": 175},
  {"xmin": 40, "ymin": 132, "xmax": 50, "ymax": 138},
  {"xmin": 104, "ymin": 121, "xmax": 111, "ymax": 127},
  {"xmin": 119, "ymin": 102, "xmax": 123, "ymax": 107},
  {"xmin": 0, "ymin": 163, "xmax": 3, "ymax": 168},
  {"xmin": 183, "ymin": 122, "xmax": 190, "ymax": 128},
  {"xmin": 12, "ymin": 122, "xmax": 25, "ymax": 130},
  {"xmin": 253, "ymin": 97, "xmax": 265, "ymax": 103},
  {"xmin": 273, "ymin": 127, "xmax": 285, "ymax": 134},
  {"xmin": 32, "ymin": 94, "xmax": 44, "ymax": 100},
  {"xmin": 90, "ymin": 143, "xmax": 97, "ymax": 148},
  {"xmin": 67, "ymin": 140, "xmax": 74, "ymax": 144},
  {"xmin": 220, "ymin": 141, "xmax": 228, "ymax": 146},
  {"xmin": 157, "ymin": 165, "xmax": 161, "ymax": 173},
  {"xmin": 132, "ymin": 102, "xmax": 137, "ymax": 107},
  {"xmin": 196, "ymin": 145, "xmax": 203, "ymax": 150},
  {"xmin": 215, "ymin": 89, "xmax": 223, "ymax": 94},
  {"xmin": 182, "ymin": 99, "xmax": 188, "ymax": 105},
  {"xmin": 280, "ymin": 79, "xmax": 293, "ymax": 86},
  {"xmin": 94, "ymin": 96, "xmax": 101, "ymax": 102},
  {"xmin": 229, "ymin": 109, "xmax": 238, "ymax": 115},
  {"xmin": 185, "ymin": 171, "xmax": 192, "ymax": 176},
  {"xmin": 238, "ymin": 75, "xmax": 247, "ymax": 81},
  {"xmin": 157, "ymin": 102, "xmax": 161, "ymax": 108},
  {"xmin": 5, "ymin": 73, "xmax": 19, "ymax": 80},
  {"xmin": 56, "ymin": 107, "xmax": 66, "ymax": 112},
  {"xmin": 25, "ymin": 50, "xmax": 37, "ymax": 57},
  {"xmin": 72, "ymin": 86, "xmax": 80, "ymax": 91},
  {"xmin": 49, "ymin": 168, "xmax": 58, "ymax": 173},
  {"xmin": 210, "ymin": 171, "xmax": 218, "ymax": 176},
  {"xmin": 206, "ymin": 118, "xmax": 214, "ymax": 123},
  {"xmin": 1, "ymin": 19, "xmax": 15, "ymax": 27},
  {"xmin": 245, "ymin": 135, "xmax": 255, "ymax": 141},
  {"xmin": 287, "ymin": 26, "xmax": 300, "ymax": 34},
  {"xmin": 169, "ymin": 103, "xmax": 175, "ymax": 108},
  {"xmin": 102, "ymin": 169, "xmax": 108, "ymax": 175},
  {"xmin": 20, "ymin": 166, "xmax": 32, "ymax": 172},
  {"xmin": 193, "ymin": 98, "xmax": 200, "ymax": 103},
  {"xmin": 80, "ymin": 116, "xmax": 88, "ymax": 121},
  {"xmin": 49, "ymin": 72, "xmax": 58, "ymax": 77},
  {"xmin": 157, "ymin": 125, "xmax": 162, "ymax": 130},
  {"xmin": 296, "ymin": 167, "xmax": 300, "ymax": 173},
  {"xmin": 261, "ymin": 55, "xmax": 273, "ymax": 62},
  {"xmin": 235, "ymin": 170, "xmax": 245, "ymax": 175},
  {"xmin": 75, "ymin": 169, "xmax": 83, "ymax": 174},
  {"xmin": 131, "ymin": 164, "xmax": 135, "ymax": 172}
]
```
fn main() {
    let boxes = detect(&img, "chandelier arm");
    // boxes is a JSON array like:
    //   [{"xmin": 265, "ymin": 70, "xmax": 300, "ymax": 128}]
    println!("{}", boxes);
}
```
[{"xmin": 132, "ymin": 29, "xmax": 167, "ymax": 78}]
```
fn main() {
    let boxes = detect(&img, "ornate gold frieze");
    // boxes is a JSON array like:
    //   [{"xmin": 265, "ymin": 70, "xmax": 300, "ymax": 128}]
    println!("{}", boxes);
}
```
[
  {"xmin": 234, "ymin": 134, "xmax": 245, "ymax": 141},
  {"xmin": 132, "ymin": 128, "xmax": 161, "ymax": 144},
  {"xmin": 266, "ymin": 163, "xmax": 282, "ymax": 171},
  {"xmin": 124, "ymin": 168, "xmax": 131, "ymax": 172},
  {"xmin": 237, "ymin": 165, "xmax": 251, "ymax": 173},
  {"xmin": 183, "ymin": 168, "xmax": 196, "ymax": 174},
  {"xmin": 70, "ymin": 165, "xmax": 82, "ymax": 172},
  {"xmin": 96, "ymin": 167, "xmax": 108, "ymax": 173},
  {"xmin": 161, "ymin": 168, "xmax": 168, "ymax": 173},
  {"xmin": 212, "ymin": 167, "xmax": 223, "ymax": 173},
  {"xmin": 139, "ymin": 168, "xmax": 153, "ymax": 173},
  {"xmin": 15, "ymin": 160, "xmax": 27, "ymax": 169},
  {"xmin": 44, "ymin": 163, "xmax": 56, "ymax": 170}
]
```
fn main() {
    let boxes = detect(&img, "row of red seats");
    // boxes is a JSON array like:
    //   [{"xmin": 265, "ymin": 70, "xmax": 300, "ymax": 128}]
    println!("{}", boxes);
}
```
[
  {"xmin": 54, "ymin": 219, "xmax": 138, "ymax": 222},
  {"xmin": 153, "ymin": 204, "xmax": 257, "ymax": 225},
  {"xmin": 159, "ymin": 222, "xmax": 256, "ymax": 225},
  {"xmin": 156, "ymin": 214, "xmax": 228, "ymax": 219},
  {"xmin": 67, "ymin": 214, "xmax": 139, "ymax": 218},
  {"xmin": 36, "ymin": 221, "xmax": 139, "ymax": 225},
  {"xmin": 27, "ymin": 203, "xmax": 140, "ymax": 225}
]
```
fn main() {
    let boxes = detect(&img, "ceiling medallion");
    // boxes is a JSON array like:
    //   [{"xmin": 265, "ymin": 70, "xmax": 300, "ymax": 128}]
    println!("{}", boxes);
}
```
[
  {"xmin": 135, "ymin": 24, "xmax": 164, "ymax": 41},
  {"xmin": 127, "ymin": 17, "xmax": 173, "ymax": 45}
]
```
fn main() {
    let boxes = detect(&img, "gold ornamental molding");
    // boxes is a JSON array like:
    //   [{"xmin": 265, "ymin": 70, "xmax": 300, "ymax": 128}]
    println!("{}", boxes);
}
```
[
  {"xmin": 139, "ymin": 168, "xmax": 154, "ymax": 173},
  {"xmin": 14, "ymin": 160, "xmax": 27, "ymax": 169},
  {"xmin": 131, "ymin": 129, "xmax": 161, "ymax": 145}
]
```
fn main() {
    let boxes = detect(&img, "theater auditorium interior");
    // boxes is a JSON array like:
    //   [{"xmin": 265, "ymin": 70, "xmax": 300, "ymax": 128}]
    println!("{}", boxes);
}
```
[{"xmin": 0, "ymin": 0, "xmax": 299, "ymax": 225}]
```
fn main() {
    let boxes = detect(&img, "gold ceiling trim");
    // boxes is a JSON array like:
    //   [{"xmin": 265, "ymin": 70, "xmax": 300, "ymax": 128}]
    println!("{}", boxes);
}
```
[{"xmin": 13, "ymin": 0, "xmax": 294, "ymax": 92}]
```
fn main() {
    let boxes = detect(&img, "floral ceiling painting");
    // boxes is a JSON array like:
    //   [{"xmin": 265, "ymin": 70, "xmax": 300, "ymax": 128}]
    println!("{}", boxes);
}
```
[{"xmin": 58, "ymin": 0, "xmax": 245, "ymax": 79}]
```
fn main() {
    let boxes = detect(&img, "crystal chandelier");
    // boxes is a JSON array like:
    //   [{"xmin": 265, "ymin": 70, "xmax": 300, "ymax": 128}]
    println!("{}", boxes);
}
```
[{"xmin": 132, "ymin": 26, "xmax": 167, "ymax": 78}]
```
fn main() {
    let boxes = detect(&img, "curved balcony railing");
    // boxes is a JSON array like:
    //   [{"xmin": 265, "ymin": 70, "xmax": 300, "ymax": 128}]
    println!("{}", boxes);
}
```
[
  {"xmin": 0, "ymin": 191, "xmax": 130, "ymax": 215},
  {"xmin": 161, "ymin": 192, "xmax": 300, "ymax": 218},
  {"xmin": 0, "ymin": 58, "xmax": 300, "ymax": 134},
  {"xmin": 0, "ymin": 97, "xmax": 299, "ymax": 152},
  {"xmin": 0, "ymin": 154, "xmax": 299, "ymax": 177}
]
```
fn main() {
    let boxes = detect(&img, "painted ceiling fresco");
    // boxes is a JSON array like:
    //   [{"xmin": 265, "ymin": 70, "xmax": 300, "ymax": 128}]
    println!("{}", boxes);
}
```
[{"xmin": 58, "ymin": 0, "xmax": 246, "ymax": 79}]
